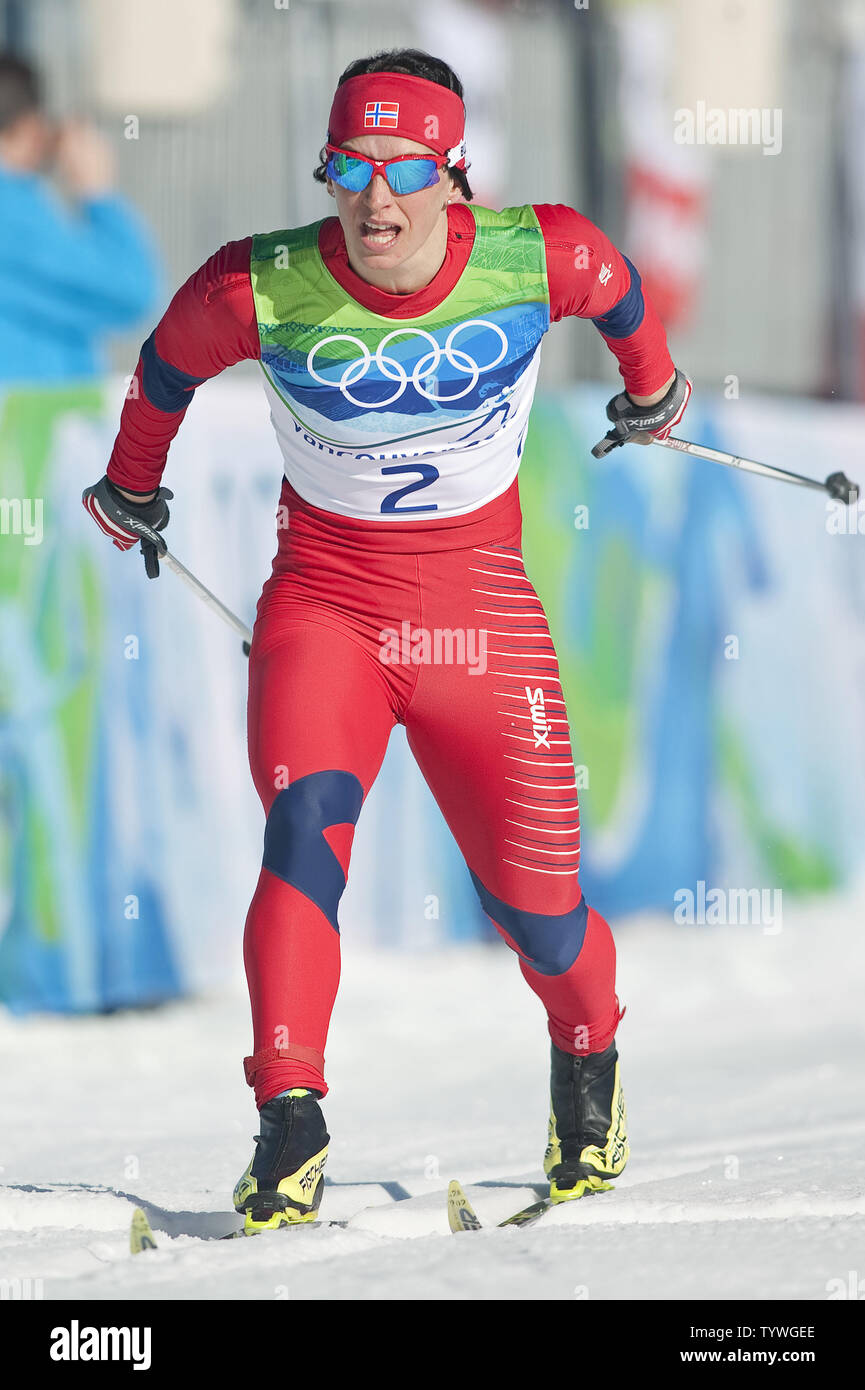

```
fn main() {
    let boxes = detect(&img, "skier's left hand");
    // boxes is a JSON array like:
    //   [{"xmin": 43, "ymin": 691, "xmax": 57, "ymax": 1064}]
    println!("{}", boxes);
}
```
[
  {"xmin": 604, "ymin": 367, "xmax": 692, "ymax": 447},
  {"xmin": 82, "ymin": 474, "xmax": 173, "ymax": 577}
]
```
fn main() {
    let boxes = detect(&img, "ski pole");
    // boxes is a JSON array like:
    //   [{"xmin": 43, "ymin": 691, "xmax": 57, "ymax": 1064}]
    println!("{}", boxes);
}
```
[
  {"xmin": 142, "ymin": 539, "xmax": 253, "ymax": 654},
  {"xmin": 591, "ymin": 429, "xmax": 860, "ymax": 505},
  {"xmin": 113, "ymin": 504, "xmax": 254, "ymax": 655}
]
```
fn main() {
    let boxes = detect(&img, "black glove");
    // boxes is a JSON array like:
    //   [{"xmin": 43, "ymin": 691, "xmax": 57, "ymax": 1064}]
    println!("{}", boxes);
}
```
[
  {"xmin": 604, "ymin": 368, "xmax": 692, "ymax": 446},
  {"xmin": 82, "ymin": 476, "xmax": 173, "ymax": 577}
]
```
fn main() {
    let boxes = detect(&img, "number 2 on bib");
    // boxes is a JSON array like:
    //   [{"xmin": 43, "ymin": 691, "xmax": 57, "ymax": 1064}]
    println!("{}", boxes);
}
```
[{"xmin": 380, "ymin": 462, "xmax": 440, "ymax": 514}]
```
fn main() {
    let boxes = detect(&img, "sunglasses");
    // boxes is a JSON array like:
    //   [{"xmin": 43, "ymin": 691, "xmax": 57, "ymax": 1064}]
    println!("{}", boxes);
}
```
[{"xmin": 325, "ymin": 143, "xmax": 447, "ymax": 195}]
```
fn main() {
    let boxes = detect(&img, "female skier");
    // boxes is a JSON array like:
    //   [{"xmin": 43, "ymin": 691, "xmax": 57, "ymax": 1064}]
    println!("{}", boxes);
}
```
[{"xmin": 83, "ymin": 49, "xmax": 690, "ymax": 1233}]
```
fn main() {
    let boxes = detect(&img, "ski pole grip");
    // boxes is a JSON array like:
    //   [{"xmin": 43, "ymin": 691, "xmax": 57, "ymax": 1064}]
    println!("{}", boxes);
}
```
[{"xmin": 591, "ymin": 429, "xmax": 625, "ymax": 459}]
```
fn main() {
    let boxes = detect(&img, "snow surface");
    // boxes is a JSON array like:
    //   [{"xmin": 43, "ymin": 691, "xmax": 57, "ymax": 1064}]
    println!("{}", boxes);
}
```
[{"xmin": 1, "ymin": 901, "xmax": 864, "ymax": 1301}]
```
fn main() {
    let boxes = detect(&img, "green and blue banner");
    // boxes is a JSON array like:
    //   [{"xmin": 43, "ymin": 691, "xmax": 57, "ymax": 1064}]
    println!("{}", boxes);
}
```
[{"xmin": 1, "ymin": 379, "xmax": 862, "ymax": 1010}]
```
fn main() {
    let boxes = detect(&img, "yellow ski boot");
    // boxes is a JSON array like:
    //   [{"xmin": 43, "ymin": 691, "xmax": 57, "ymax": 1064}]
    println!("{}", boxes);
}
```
[
  {"xmin": 233, "ymin": 1088, "xmax": 329, "ymax": 1234},
  {"xmin": 543, "ymin": 1039, "xmax": 628, "ymax": 1204}
]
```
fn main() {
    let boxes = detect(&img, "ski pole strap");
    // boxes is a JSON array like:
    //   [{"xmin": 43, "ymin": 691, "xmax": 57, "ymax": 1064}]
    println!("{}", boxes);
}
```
[
  {"xmin": 243, "ymin": 1044, "xmax": 326, "ymax": 1087},
  {"xmin": 140, "ymin": 538, "xmax": 165, "ymax": 579}
]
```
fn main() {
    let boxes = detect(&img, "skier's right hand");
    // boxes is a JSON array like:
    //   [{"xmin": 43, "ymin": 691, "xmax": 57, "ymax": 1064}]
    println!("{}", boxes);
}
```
[{"xmin": 82, "ymin": 475, "xmax": 172, "ymax": 553}]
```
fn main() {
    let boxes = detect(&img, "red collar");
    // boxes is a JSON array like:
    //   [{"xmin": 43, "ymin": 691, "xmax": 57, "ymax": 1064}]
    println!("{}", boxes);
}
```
[{"xmin": 317, "ymin": 202, "xmax": 476, "ymax": 318}]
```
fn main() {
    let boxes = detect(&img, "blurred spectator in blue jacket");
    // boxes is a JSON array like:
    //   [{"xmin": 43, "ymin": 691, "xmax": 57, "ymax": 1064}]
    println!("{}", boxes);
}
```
[{"xmin": 0, "ymin": 52, "xmax": 160, "ymax": 382}]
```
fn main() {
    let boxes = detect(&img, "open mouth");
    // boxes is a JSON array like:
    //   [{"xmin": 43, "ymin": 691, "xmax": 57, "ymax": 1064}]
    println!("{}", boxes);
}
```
[{"xmin": 359, "ymin": 220, "xmax": 401, "ymax": 249}]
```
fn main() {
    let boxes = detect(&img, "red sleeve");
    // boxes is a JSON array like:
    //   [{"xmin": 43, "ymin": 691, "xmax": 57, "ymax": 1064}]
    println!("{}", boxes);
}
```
[
  {"xmin": 107, "ymin": 237, "xmax": 260, "ymax": 494},
  {"xmin": 533, "ymin": 204, "xmax": 674, "ymax": 398}
]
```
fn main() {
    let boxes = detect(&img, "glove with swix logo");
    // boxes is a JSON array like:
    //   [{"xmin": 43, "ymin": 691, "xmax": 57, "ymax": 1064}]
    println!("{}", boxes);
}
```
[
  {"xmin": 604, "ymin": 367, "xmax": 691, "ymax": 446},
  {"xmin": 82, "ymin": 475, "xmax": 172, "ymax": 552}
]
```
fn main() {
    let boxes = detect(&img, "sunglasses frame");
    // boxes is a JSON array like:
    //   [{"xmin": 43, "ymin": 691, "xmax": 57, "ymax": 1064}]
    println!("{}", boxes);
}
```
[{"xmin": 325, "ymin": 143, "xmax": 449, "ymax": 194}]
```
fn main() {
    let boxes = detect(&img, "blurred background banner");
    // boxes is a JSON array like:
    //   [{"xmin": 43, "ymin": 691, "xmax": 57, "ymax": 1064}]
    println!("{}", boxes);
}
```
[
  {"xmin": 0, "ymin": 385, "xmax": 183, "ymax": 1011},
  {"xmin": 2, "ymin": 377, "xmax": 862, "ymax": 1010}
]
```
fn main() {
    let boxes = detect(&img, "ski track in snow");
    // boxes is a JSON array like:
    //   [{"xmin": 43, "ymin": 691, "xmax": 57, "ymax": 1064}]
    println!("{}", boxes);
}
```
[{"xmin": 1, "ymin": 903, "xmax": 864, "ymax": 1300}]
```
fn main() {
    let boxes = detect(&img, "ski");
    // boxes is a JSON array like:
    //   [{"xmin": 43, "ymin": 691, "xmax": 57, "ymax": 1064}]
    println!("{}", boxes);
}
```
[
  {"xmin": 498, "ymin": 1197, "xmax": 554, "ymax": 1229},
  {"xmin": 130, "ymin": 1207, "xmax": 158, "ymax": 1253},
  {"xmin": 125, "ymin": 1177, "xmax": 424, "ymax": 1249},
  {"xmin": 129, "ymin": 1206, "xmax": 348, "ymax": 1250},
  {"xmin": 447, "ymin": 1176, "xmax": 613, "ymax": 1232},
  {"xmin": 500, "ymin": 1176, "xmax": 613, "ymax": 1226},
  {"xmin": 447, "ymin": 1179, "xmax": 483, "ymax": 1231},
  {"xmin": 220, "ymin": 1217, "xmax": 349, "ymax": 1239},
  {"xmin": 447, "ymin": 1180, "xmax": 550, "ymax": 1231}
]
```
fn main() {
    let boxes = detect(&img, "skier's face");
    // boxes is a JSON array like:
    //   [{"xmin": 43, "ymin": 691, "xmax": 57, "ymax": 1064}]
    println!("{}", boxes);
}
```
[{"xmin": 327, "ymin": 133, "xmax": 461, "ymax": 288}]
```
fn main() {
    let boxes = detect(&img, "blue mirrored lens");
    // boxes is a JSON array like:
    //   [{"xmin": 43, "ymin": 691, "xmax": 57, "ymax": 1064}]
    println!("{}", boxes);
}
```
[
  {"xmin": 386, "ymin": 158, "xmax": 439, "ymax": 194},
  {"xmin": 327, "ymin": 153, "xmax": 372, "ymax": 192}
]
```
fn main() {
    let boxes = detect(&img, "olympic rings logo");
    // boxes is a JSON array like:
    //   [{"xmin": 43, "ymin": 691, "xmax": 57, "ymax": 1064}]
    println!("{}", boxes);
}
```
[{"xmin": 306, "ymin": 320, "xmax": 509, "ymax": 409}]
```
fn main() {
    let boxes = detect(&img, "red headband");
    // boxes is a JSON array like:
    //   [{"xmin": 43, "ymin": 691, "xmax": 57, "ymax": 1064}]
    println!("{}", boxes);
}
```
[{"xmin": 327, "ymin": 72, "xmax": 467, "ymax": 170}]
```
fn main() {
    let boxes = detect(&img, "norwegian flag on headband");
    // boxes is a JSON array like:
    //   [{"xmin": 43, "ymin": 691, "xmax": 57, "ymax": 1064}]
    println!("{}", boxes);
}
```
[
  {"xmin": 364, "ymin": 100, "xmax": 399, "ymax": 128},
  {"xmin": 329, "ymin": 74, "xmax": 467, "ymax": 166}
]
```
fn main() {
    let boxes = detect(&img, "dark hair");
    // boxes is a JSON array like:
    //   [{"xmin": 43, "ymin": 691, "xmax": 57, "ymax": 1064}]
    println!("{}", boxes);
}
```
[
  {"xmin": 0, "ymin": 52, "xmax": 41, "ymax": 134},
  {"xmin": 313, "ymin": 48, "xmax": 473, "ymax": 201}
]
